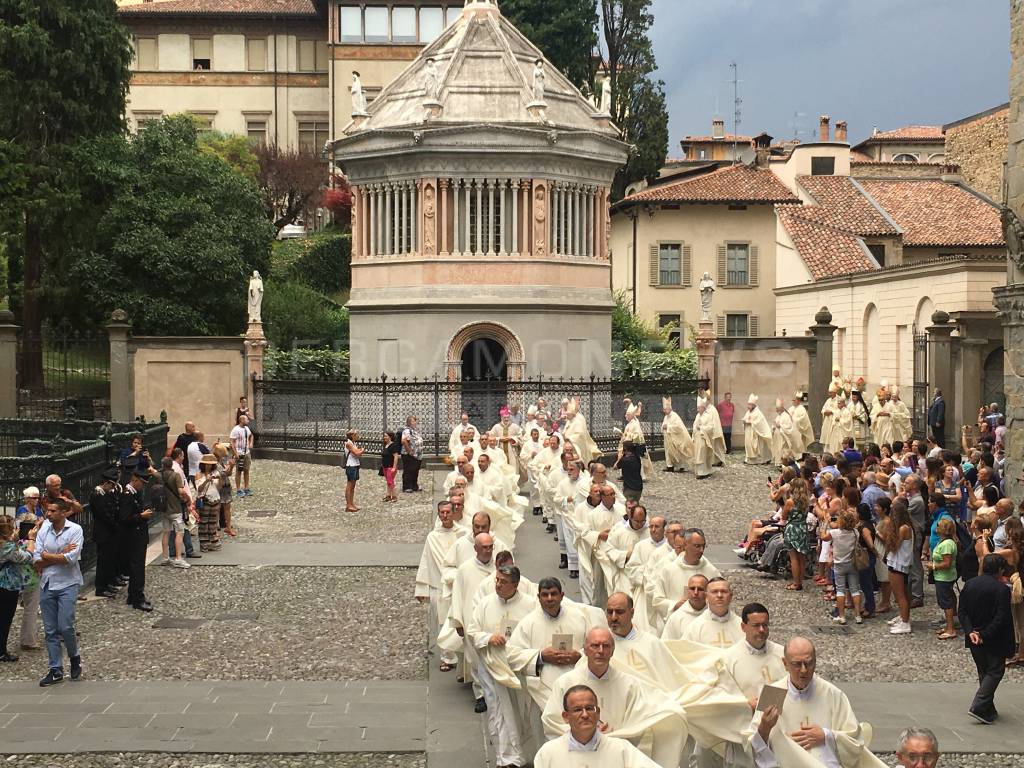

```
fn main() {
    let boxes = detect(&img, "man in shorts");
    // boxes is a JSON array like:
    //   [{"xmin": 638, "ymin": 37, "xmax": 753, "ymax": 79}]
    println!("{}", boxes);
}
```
[
  {"xmin": 230, "ymin": 415, "xmax": 254, "ymax": 497},
  {"xmin": 158, "ymin": 458, "xmax": 190, "ymax": 569}
]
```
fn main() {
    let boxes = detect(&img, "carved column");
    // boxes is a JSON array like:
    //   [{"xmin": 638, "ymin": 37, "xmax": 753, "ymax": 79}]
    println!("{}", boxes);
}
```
[
  {"xmin": 486, "ymin": 179, "xmax": 496, "ymax": 256},
  {"xmin": 452, "ymin": 178, "xmax": 461, "ymax": 255},
  {"xmin": 368, "ymin": 186, "xmax": 377, "ymax": 257},
  {"xmin": 421, "ymin": 178, "xmax": 437, "ymax": 257},
  {"xmin": 350, "ymin": 187, "xmax": 361, "ymax": 260},
  {"xmin": 499, "ymin": 179, "xmax": 508, "ymax": 256},
  {"xmin": 464, "ymin": 180, "xmax": 472, "ymax": 255},
  {"xmin": 532, "ymin": 179, "xmax": 549, "ymax": 258},
  {"xmin": 439, "ymin": 178, "xmax": 450, "ymax": 256},
  {"xmin": 410, "ymin": 180, "xmax": 418, "ymax": 253},
  {"xmin": 385, "ymin": 184, "xmax": 393, "ymax": 255},
  {"xmin": 510, "ymin": 178, "xmax": 519, "ymax": 255}
]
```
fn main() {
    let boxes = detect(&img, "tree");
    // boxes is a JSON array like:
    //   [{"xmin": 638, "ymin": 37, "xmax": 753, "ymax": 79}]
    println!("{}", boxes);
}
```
[
  {"xmin": 0, "ymin": 0, "xmax": 132, "ymax": 385},
  {"xmin": 198, "ymin": 130, "xmax": 260, "ymax": 181},
  {"xmin": 68, "ymin": 116, "xmax": 274, "ymax": 335},
  {"xmin": 600, "ymin": 0, "xmax": 669, "ymax": 199},
  {"xmin": 254, "ymin": 143, "xmax": 328, "ymax": 234},
  {"xmin": 501, "ymin": 0, "xmax": 599, "ymax": 91}
]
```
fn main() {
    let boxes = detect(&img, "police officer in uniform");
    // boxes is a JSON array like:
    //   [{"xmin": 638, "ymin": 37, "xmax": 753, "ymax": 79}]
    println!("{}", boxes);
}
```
[
  {"xmin": 89, "ymin": 468, "xmax": 122, "ymax": 598},
  {"xmin": 119, "ymin": 469, "xmax": 155, "ymax": 612}
]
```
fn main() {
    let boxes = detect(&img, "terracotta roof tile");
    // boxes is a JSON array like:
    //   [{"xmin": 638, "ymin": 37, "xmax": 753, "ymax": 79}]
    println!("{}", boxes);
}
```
[
  {"xmin": 866, "ymin": 125, "xmax": 945, "ymax": 142},
  {"xmin": 776, "ymin": 205, "xmax": 877, "ymax": 280},
  {"xmin": 681, "ymin": 134, "xmax": 753, "ymax": 143},
  {"xmin": 856, "ymin": 180, "xmax": 1003, "ymax": 247},
  {"xmin": 118, "ymin": 0, "xmax": 317, "ymax": 17},
  {"xmin": 621, "ymin": 164, "xmax": 799, "ymax": 205},
  {"xmin": 797, "ymin": 176, "xmax": 898, "ymax": 237}
]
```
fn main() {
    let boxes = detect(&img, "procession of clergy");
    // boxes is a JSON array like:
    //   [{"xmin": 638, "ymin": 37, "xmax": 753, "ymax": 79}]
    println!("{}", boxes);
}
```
[{"xmin": 415, "ymin": 392, "xmax": 899, "ymax": 768}]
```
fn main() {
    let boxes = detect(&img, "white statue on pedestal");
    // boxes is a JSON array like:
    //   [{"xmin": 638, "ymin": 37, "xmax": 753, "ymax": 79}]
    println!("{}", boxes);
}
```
[
  {"xmin": 698, "ymin": 271, "xmax": 715, "ymax": 322},
  {"xmin": 351, "ymin": 71, "xmax": 368, "ymax": 115},
  {"xmin": 248, "ymin": 270, "xmax": 264, "ymax": 325},
  {"xmin": 600, "ymin": 77, "xmax": 612, "ymax": 114},
  {"xmin": 532, "ymin": 59, "xmax": 546, "ymax": 104}
]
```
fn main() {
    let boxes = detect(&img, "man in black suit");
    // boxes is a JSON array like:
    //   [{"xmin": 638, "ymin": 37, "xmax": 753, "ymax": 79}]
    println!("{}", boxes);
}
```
[
  {"xmin": 958, "ymin": 553, "xmax": 1015, "ymax": 723},
  {"xmin": 927, "ymin": 389, "xmax": 945, "ymax": 448}
]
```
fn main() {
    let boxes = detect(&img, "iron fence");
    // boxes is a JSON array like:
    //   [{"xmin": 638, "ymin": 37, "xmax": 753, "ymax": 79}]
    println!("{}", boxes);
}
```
[
  {"xmin": 17, "ymin": 320, "xmax": 111, "ymax": 421},
  {"xmin": 0, "ymin": 418, "xmax": 169, "ymax": 573},
  {"xmin": 252, "ymin": 375, "xmax": 709, "ymax": 457},
  {"xmin": 912, "ymin": 331, "xmax": 929, "ymax": 439}
]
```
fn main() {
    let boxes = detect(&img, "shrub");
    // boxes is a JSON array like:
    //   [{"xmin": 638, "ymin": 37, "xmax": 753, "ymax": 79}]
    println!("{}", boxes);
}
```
[
  {"xmin": 264, "ymin": 347, "xmax": 349, "ymax": 380},
  {"xmin": 262, "ymin": 279, "xmax": 348, "ymax": 349},
  {"xmin": 612, "ymin": 347, "xmax": 698, "ymax": 379},
  {"xmin": 271, "ymin": 230, "xmax": 351, "ymax": 295}
]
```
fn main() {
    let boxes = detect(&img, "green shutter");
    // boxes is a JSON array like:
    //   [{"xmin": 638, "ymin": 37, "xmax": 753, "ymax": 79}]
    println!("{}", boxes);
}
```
[
  {"xmin": 749, "ymin": 245, "xmax": 759, "ymax": 286},
  {"xmin": 682, "ymin": 244, "xmax": 692, "ymax": 287},
  {"xmin": 717, "ymin": 244, "xmax": 727, "ymax": 286},
  {"xmin": 649, "ymin": 244, "xmax": 660, "ymax": 286},
  {"xmin": 716, "ymin": 314, "xmax": 726, "ymax": 337},
  {"xmin": 749, "ymin": 314, "xmax": 760, "ymax": 337}
]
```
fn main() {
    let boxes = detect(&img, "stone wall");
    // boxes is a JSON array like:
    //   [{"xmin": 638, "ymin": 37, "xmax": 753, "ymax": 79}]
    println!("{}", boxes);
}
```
[
  {"xmin": 946, "ymin": 107, "xmax": 1008, "ymax": 202},
  {"xmin": 850, "ymin": 162, "xmax": 945, "ymax": 180}
]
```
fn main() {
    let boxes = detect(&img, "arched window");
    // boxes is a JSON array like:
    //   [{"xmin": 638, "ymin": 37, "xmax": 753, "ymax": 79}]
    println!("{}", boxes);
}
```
[{"xmin": 892, "ymin": 153, "xmax": 918, "ymax": 163}]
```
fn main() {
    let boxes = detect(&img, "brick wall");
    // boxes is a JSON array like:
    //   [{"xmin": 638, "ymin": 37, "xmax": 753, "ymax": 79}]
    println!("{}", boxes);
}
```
[{"xmin": 946, "ymin": 107, "xmax": 1008, "ymax": 201}]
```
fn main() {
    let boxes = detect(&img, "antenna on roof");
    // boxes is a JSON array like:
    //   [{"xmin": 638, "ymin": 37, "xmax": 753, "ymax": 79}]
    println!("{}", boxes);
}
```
[
  {"xmin": 729, "ymin": 61, "xmax": 742, "ymax": 165},
  {"xmin": 789, "ymin": 111, "xmax": 807, "ymax": 141}
]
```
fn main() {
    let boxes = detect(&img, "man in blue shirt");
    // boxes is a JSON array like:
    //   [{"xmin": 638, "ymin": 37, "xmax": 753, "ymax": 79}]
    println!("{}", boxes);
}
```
[
  {"xmin": 31, "ymin": 497, "xmax": 84, "ymax": 686},
  {"xmin": 840, "ymin": 437, "xmax": 862, "ymax": 464}
]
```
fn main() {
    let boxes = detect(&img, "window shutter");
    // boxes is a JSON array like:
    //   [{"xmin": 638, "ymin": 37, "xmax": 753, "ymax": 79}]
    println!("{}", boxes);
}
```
[
  {"xmin": 749, "ymin": 245, "xmax": 759, "ymax": 286},
  {"xmin": 716, "ymin": 314, "xmax": 726, "ymax": 337},
  {"xmin": 649, "ymin": 244, "xmax": 660, "ymax": 286},
  {"xmin": 749, "ymin": 314, "xmax": 760, "ymax": 337},
  {"xmin": 682, "ymin": 245, "xmax": 692, "ymax": 287},
  {"xmin": 717, "ymin": 245, "xmax": 727, "ymax": 286}
]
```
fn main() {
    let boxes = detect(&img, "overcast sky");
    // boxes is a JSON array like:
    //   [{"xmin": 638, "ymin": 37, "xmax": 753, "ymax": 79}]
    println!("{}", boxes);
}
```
[{"xmin": 648, "ymin": 0, "xmax": 1010, "ymax": 150}]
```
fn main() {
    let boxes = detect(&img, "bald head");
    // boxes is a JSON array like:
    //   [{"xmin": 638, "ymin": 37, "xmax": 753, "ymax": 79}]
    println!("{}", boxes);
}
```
[
  {"xmin": 783, "ymin": 636, "xmax": 817, "ymax": 690},
  {"xmin": 471, "ymin": 512, "xmax": 491, "ymax": 536},
  {"xmin": 474, "ymin": 533, "xmax": 494, "ymax": 564}
]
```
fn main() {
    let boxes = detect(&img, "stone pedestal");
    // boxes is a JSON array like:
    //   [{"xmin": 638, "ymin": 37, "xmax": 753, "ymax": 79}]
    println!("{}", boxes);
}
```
[
  {"xmin": 0, "ymin": 311, "xmax": 18, "ymax": 419},
  {"xmin": 245, "ymin": 321, "xmax": 268, "ymax": 406},
  {"xmin": 696, "ymin": 320, "xmax": 717, "ymax": 398},
  {"xmin": 106, "ymin": 310, "xmax": 132, "ymax": 423},
  {"xmin": 927, "ymin": 310, "xmax": 958, "ymax": 444},
  {"xmin": 808, "ymin": 307, "xmax": 838, "ymax": 439}
]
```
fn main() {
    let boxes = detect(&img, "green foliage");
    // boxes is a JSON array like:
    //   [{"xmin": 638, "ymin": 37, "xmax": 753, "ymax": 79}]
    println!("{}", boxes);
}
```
[
  {"xmin": 611, "ymin": 290, "xmax": 655, "ymax": 351},
  {"xmin": 272, "ymin": 229, "xmax": 351, "ymax": 295},
  {"xmin": 600, "ymin": 0, "xmax": 670, "ymax": 199},
  {"xmin": 612, "ymin": 347, "xmax": 698, "ymax": 379},
  {"xmin": 264, "ymin": 346, "xmax": 350, "ymax": 381},
  {"xmin": 262, "ymin": 279, "xmax": 349, "ymax": 349},
  {"xmin": 67, "ymin": 116, "xmax": 274, "ymax": 334},
  {"xmin": 198, "ymin": 130, "xmax": 260, "ymax": 181},
  {"xmin": 501, "ymin": 0, "xmax": 599, "ymax": 91}
]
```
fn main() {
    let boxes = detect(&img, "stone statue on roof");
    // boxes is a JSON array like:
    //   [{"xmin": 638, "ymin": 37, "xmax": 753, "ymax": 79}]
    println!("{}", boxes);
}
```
[
  {"xmin": 532, "ymin": 59, "xmax": 546, "ymax": 104},
  {"xmin": 424, "ymin": 58, "xmax": 441, "ymax": 103},
  {"xmin": 599, "ymin": 77, "xmax": 612, "ymax": 114},
  {"xmin": 351, "ymin": 72, "xmax": 368, "ymax": 116}
]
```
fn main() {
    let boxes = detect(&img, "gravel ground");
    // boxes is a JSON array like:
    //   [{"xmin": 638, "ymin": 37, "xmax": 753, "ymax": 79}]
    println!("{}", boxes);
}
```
[
  {"xmin": 878, "ymin": 756, "xmax": 1024, "ymax": 767},
  {"xmin": 229, "ymin": 459, "xmax": 433, "ymax": 544},
  {"xmin": 2, "ymin": 567, "xmax": 426, "ymax": 682},
  {"xmin": 3, "ymin": 754, "xmax": 425, "ymax": 768}
]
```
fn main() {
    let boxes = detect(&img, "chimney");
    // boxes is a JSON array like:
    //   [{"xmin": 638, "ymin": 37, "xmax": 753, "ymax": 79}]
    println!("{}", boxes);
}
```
[
  {"xmin": 835, "ymin": 120, "xmax": 847, "ymax": 143},
  {"xmin": 712, "ymin": 118, "xmax": 725, "ymax": 139},
  {"xmin": 818, "ymin": 115, "xmax": 830, "ymax": 142}
]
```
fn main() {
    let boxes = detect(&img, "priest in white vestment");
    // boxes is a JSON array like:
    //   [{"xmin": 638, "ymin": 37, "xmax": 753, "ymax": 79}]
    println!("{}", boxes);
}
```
[
  {"xmin": 542, "ymin": 628, "xmax": 688, "ymax": 768},
  {"xmin": 575, "ymin": 485, "xmax": 627, "ymax": 607},
  {"xmin": 771, "ymin": 400, "xmax": 801, "ymax": 466},
  {"xmin": 819, "ymin": 389, "xmax": 838, "ymax": 454},
  {"xmin": 651, "ymin": 528, "xmax": 721, "ymax": 623},
  {"xmin": 449, "ymin": 413, "xmax": 480, "ymax": 460},
  {"xmin": 554, "ymin": 460, "xmax": 590, "ymax": 573},
  {"xmin": 531, "ymin": 434, "xmax": 564, "ymax": 529},
  {"xmin": 443, "ymin": 456, "xmax": 471, "ymax": 495},
  {"xmin": 743, "ymin": 395, "xmax": 774, "ymax": 465},
  {"xmin": 827, "ymin": 398, "xmax": 853, "ymax": 455},
  {"xmin": 624, "ymin": 515, "xmax": 670, "ymax": 633},
  {"xmin": 563, "ymin": 397, "xmax": 600, "ymax": 466},
  {"xmin": 870, "ymin": 390, "xmax": 896, "ymax": 447},
  {"xmin": 520, "ymin": 427, "xmax": 546, "ymax": 512},
  {"xmin": 447, "ymin": 533, "xmax": 497, "ymax": 707},
  {"xmin": 571, "ymin": 484, "xmax": 605, "ymax": 598},
  {"xmin": 700, "ymin": 393, "xmax": 729, "ymax": 466},
  {"xmin": 890, "ymin": 387, "xmax": 912, "ymax": 444},
  {"xmin": 660, "ymin": 573, "xmax": 709, "ymax": 641},
  {"xmin": 606, "ymin": 593, "xmax": 752, "ymax": 767},
  {"xmin": 468, "ymin": 565, "xmax": 538, "ymax": 767},
  {"xmin": 416, "ymin": 500, "xmax": 465, "ymax": 671},
  {"xmin": 661, "ymin": 396, "xmax": 694, "ymax": 473},
  {"xmin": 534, "ymin": 685, "xmax": 660, "ymax": 768},
  {"xmin": 748, "ymin": 637, "xmax": 886, "ymax": 768},
  {"xmin": 682, "ymin": 577, "xmax": 744, "ymax": 649},
  {"xmin": 692, "ymin": 398, "xmax": 719, "ymax": 479},
  {"xmin": 790, "ymin": 393, "xmax": 815, "ymax": 451},
  {"xmin": 722, "ymin": 603, "xmax": 786, "ymax": 707}
]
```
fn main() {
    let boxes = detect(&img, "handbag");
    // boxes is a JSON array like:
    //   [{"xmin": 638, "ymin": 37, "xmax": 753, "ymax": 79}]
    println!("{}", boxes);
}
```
[
  {"xmin": 852, "ymin": 535, "xmax": 870, "ymax": 572},
  {"xmin": 1011, "ymin": 572, "xmax": 1023, "ymax": 605}
]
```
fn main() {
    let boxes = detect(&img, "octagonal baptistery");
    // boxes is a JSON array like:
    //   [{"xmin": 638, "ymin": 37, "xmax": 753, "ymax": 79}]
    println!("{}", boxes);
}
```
[{"xmin": 335, "ymin": 0, "xmax": 628, "ymax": 381}]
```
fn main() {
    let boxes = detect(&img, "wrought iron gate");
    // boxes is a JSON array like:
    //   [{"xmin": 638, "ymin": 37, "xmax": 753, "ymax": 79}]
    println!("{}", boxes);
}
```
[{"xmin": 912, "ymin": 329, "xmax": 929, "ymax": 438}]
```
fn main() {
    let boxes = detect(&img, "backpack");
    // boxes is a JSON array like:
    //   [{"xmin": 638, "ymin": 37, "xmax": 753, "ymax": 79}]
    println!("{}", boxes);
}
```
[{"xmin": 953, "ymin": 519, "xmax": 973, "ymax": 581}]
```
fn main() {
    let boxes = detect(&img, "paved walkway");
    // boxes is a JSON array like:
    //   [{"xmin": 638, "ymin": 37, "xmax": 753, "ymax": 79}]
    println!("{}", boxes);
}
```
[
  {"xmin": 0, "ymin": 680, "xmax": 427, "ymax": 753},
  {"xmin": 148, "ymin": 542, "xmax": 421, "ymax": 568}
]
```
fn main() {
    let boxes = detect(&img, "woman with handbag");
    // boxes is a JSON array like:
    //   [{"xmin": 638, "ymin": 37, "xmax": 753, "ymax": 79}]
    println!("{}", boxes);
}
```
[
  {"xmin": 380, "ymin": 431, "xmax": 400, "ymax": 503},
  {"xmin": 195, "ymin": 455, "xmax": 223, "ymax": 552},
  {"xmin": 0, "ymin": 515, "xmax": 34, "ymax": 662},
  {"xmin": 820, "ymin": 508, "xmax": 864, "ymax": 625}
]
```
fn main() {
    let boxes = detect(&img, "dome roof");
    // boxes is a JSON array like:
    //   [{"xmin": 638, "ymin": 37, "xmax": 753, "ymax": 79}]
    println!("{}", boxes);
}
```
[{"xmin": 342, "ymin": 0, "xmax": 618, "ymax": 137}]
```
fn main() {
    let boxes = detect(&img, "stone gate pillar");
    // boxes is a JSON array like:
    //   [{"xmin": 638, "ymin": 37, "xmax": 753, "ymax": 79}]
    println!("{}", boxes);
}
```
[
  {"xmin": 0, "ymin": 311, "xmax": 18, "ymax": 419},
  {"xmin": 808, "ymin": 306, "xmax": 837, "ymax": 439},
  {"xmin": 927, "ymin": 310, "xmax": 957, "ymax": 445},
  {"xmin": 106, "ymin": 309, "xmax": 132, "ymax": 423},
  {"xmin": 696, "ymin": 321, "xmax": 717, "ymax": 399}
]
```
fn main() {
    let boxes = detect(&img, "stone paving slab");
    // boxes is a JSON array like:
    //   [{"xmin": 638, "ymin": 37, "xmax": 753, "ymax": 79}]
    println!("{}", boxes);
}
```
[
  {"xmin": 148, "ymin": 542, "xmax": 421, "ymax": 568},
  {"xmin": 0, "ymin": 680, "xmax": 428, "ymax": 754}
]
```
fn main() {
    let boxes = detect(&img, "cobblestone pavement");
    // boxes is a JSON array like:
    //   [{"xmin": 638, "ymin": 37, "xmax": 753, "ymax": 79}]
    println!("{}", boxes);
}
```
[
  {"xmin": 5, "ymin": 754, "xmax": 426, "ymax": 768},
  {"xmin": 2, "ymin": 566, "xmax": 426, "ymax": 683},
  {"xmin": 229, "ymin": 459, "xmax": 434, "ymax": 544}
]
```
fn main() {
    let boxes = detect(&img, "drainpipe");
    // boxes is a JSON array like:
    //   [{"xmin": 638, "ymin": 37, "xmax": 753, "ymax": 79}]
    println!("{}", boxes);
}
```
[
  {"xmin": 273, "ymin": 14, "xmax": 279, "ymax": 145},
  {"xmin": 631, "ymin": 207, "xmax": 638, "ymax": 314}
]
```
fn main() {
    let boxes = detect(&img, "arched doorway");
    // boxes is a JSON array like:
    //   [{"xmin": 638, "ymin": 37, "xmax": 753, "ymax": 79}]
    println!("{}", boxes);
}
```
[
  {"xmin": 983, "ymin": 347, "xmax": 1005, "ymax": 413},
  {"xmin": 461, "ymin": 338, "xmax": 508, "ymax": 381}
]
